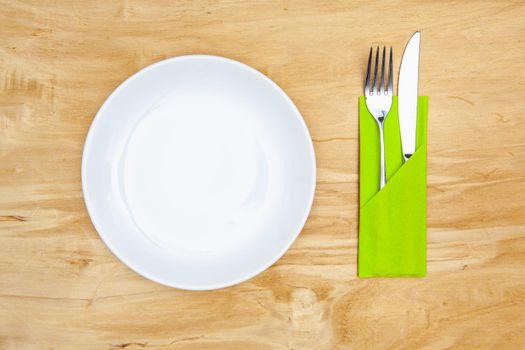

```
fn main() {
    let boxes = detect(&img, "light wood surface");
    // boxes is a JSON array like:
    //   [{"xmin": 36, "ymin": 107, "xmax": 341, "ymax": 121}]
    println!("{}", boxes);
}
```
[{"xmin": 1, "ymin": 1, "xmax": 525, "ymax": 349}]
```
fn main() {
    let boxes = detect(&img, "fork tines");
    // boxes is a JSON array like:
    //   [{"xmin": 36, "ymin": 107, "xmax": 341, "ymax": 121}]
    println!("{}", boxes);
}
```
[{"xmin": 365, "ymin": 46, "xmax": 393, "ymax": 96}]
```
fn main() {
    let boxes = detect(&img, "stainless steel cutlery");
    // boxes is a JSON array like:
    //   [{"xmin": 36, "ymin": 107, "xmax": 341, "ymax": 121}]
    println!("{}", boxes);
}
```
[
  {"xmin": 364, "ymin": 46, "xmax": 394, "ymax": 189},
  {"xmin": 363, "ymin": 32, "xmax": 421, "ymax": 189},
  {"xmin": 398, "ymin": 32, "xmax": 421, "ymax": 162}
]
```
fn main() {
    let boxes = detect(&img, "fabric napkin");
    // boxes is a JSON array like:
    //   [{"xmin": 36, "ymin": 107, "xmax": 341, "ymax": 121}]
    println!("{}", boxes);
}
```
[{"xmin": 358, "ymin": 96, "xmax": 428, "ymax": 277}]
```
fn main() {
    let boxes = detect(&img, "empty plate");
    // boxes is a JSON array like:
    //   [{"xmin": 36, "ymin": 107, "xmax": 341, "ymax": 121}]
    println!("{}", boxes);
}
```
[{"xmin": 82, "ymin": 55, "xmax": 316, "ymax": 290}]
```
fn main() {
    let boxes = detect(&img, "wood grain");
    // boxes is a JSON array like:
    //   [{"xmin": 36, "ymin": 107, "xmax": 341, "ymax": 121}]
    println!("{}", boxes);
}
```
[{"xmin": 1, "ymin": 1, "xmax": 525, "ymax": 349}]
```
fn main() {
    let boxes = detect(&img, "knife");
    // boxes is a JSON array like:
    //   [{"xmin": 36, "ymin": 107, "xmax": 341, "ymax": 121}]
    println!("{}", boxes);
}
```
[{"xmin": 398, "ymin": 31, "xmax": 421, "ymax": 161}]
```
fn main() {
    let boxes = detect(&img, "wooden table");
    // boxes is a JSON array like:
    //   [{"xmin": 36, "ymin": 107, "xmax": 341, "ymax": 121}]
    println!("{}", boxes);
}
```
[{"xmin": 1, "ymin": 1, "xmax": 524, "ymax": 349}]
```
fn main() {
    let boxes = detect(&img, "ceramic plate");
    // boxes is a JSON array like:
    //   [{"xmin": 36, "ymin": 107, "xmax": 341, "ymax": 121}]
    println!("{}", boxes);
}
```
[{"xmin": 82, "ymin": 55, "xmax": 316, "ymax": 290}]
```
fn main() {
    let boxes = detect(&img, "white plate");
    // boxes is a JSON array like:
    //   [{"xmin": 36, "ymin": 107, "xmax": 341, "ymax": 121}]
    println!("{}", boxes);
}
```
[{"xmin": 82, "ymin": 55, "xmax": 316, "ymax": 290}]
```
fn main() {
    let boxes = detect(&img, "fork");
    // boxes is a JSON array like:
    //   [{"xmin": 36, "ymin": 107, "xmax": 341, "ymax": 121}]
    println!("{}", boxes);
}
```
[{"xmin": 364, "ymin": 46, "xmax": 393, "ymax": 189}]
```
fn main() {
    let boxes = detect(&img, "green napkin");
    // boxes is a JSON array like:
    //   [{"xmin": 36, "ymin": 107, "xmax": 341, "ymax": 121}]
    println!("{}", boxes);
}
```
[{"xmin": 358, "ymin": 96, "xmax": 428, "ymax": 277}]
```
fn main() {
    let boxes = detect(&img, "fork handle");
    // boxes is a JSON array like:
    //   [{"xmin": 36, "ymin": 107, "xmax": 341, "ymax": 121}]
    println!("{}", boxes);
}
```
[{"xmin": 378, "ymin": 120, "xmax": 386, "ymax": 189}]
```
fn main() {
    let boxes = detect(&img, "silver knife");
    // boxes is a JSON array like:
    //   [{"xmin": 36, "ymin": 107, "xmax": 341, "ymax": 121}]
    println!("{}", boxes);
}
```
[{"xmin": 398, "ymin": 31, "xmax": 421, "ymax": 161}]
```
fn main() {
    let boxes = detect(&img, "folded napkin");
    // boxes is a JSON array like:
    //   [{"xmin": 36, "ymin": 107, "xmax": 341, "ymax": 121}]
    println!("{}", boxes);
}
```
[{"xmin": 358, "ymin": 96, "xmax": 428, "ymax": 277}]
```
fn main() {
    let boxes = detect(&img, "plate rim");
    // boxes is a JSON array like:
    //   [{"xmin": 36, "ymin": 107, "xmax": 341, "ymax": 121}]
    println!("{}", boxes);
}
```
[{"xmin": 81, "ymin": 54, "xmax": 317, "ymax": 290}]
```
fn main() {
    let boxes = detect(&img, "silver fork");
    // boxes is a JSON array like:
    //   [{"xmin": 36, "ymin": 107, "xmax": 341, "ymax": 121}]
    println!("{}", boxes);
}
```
[{"xmin": 364, "ymin": 46, "xmax": 393, "ymax": 189}]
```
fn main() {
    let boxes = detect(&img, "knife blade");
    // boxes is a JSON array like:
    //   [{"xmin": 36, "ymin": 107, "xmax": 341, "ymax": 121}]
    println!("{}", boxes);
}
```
[{"xmin": 398, "ymin": 31, "xmax": 421, "ymax": 161}]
